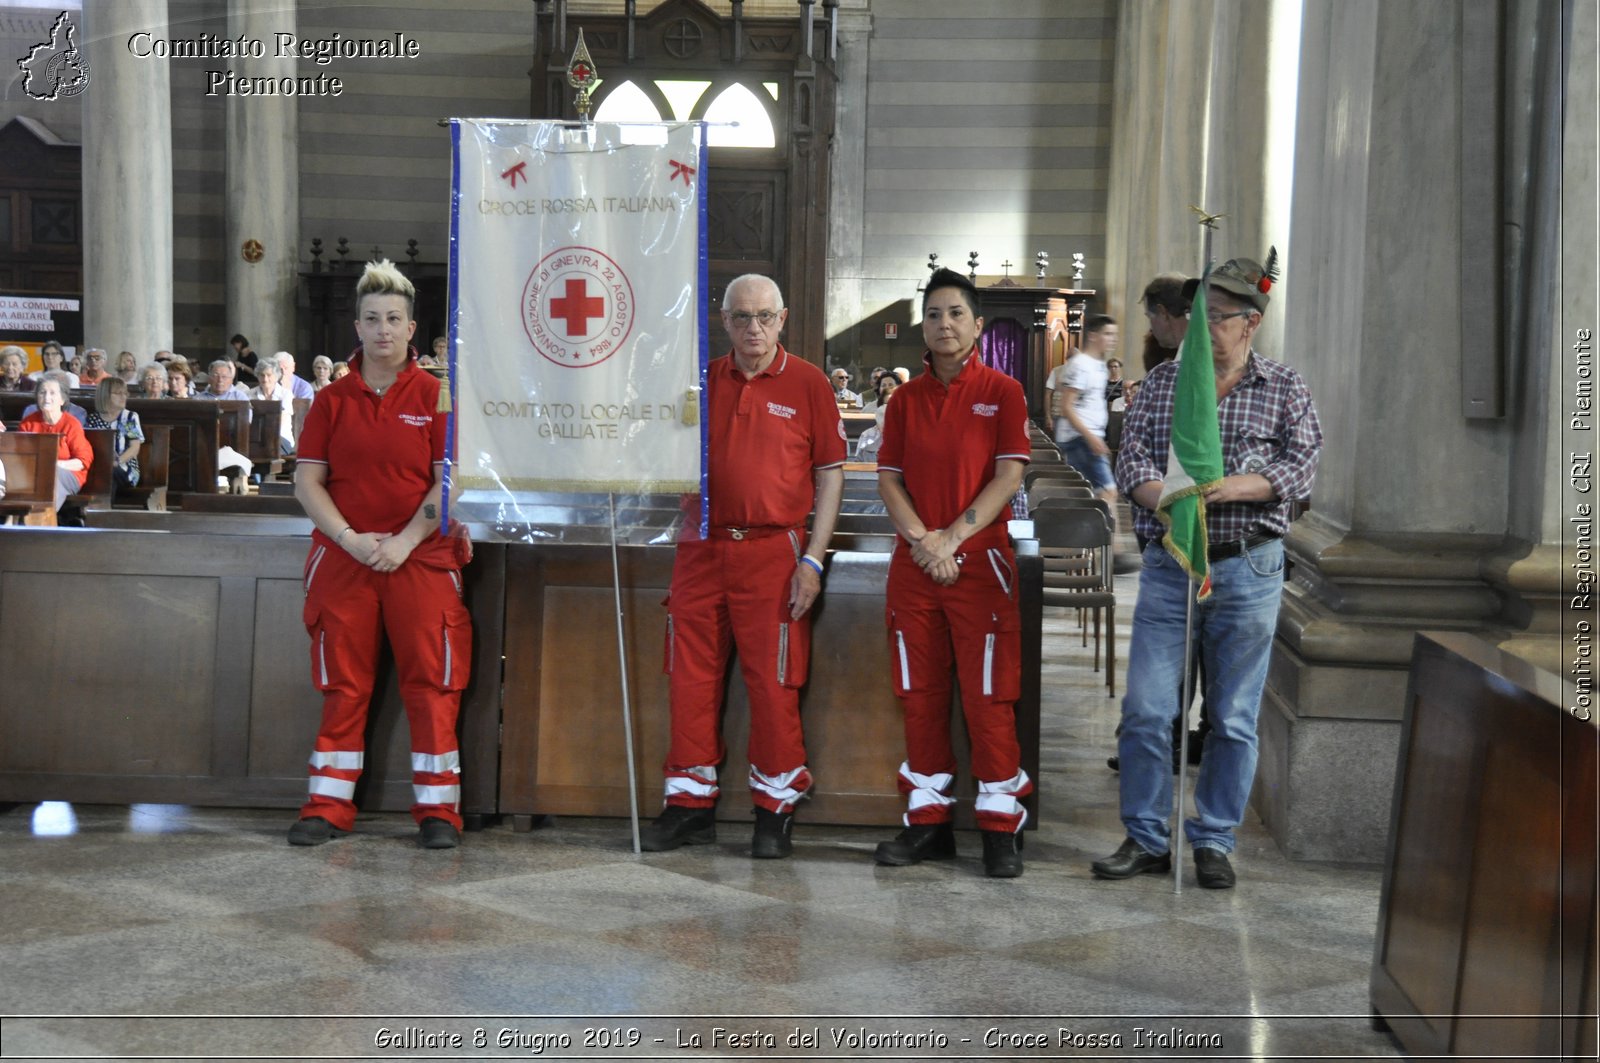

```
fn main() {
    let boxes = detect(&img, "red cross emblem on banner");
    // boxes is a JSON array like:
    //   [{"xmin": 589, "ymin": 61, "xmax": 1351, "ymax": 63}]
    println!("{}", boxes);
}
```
[
  {"xmin": 548, "ymin": 278, "xmax": 606, "ymax": 337},
  {"xmin": 669, "ymin": 159, "xmax": 696, "ymax": 186},
  {"xmin": 521, "ymin": 246, "xmax": 636, "ymax": 369},
  {"xmin": 501, "ymin": 161, "xmax": 528, "ymax": 188}
]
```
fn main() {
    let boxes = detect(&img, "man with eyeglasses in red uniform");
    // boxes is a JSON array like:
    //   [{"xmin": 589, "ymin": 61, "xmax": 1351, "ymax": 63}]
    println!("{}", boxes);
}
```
[{"xmin": 639, "ymin": 273, "xmax": 846, "ymax": 859}]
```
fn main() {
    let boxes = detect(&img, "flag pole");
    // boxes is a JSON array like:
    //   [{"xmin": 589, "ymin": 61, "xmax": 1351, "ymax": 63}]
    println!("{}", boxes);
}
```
[
  {"xmin": 1174, "ymin": 589, "xmax": 1194, "ymax": 894},
  {"xmin": 1172, "ymin": 206, "xmax": 1220, "ymax": 893},
  {"xmin": 609, "ymin": 491, "xmax": 644, "ymax": 855}
]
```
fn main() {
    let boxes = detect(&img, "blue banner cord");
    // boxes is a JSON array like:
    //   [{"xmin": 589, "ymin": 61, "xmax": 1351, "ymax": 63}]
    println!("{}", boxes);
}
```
[
  {"xmin": 697, "ymin": 122, "xmax": 711, "ymax": 541},
  {"xmin": 443, "ymin": 119, "xmax": 463, "ymax": 535}
]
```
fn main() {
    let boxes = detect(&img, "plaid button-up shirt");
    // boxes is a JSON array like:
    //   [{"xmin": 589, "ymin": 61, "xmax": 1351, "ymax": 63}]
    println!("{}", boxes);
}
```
[{"xmin": 1116, "ymin": 350, "xmax": 1322, "ymax": 545}]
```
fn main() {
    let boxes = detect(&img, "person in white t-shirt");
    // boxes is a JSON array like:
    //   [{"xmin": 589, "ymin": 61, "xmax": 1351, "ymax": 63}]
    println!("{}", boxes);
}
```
[{"xmin": 1045, "ymin": 314, "xmax": 1120, "ymax": 510}]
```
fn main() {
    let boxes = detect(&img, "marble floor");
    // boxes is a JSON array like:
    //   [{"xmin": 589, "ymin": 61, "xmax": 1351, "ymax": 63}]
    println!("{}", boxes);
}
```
[{"xmin": 0, "ymin": 571, "xmax": 1402, "ymax": 1061}]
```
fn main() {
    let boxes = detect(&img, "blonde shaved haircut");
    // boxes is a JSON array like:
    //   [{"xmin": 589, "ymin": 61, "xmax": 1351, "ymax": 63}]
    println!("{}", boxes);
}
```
[{"xmin": 355, "ymin": 258, "xmax": 416, "ymax": 316}]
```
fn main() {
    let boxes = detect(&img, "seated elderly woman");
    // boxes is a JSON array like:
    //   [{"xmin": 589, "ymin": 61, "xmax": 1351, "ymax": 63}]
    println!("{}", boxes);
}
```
[
  {"xmin": 167, "ymin": 363, "xmax": 193, "ymax": 398},
  {"xmin": 86, "ymin": 376, "xmax": 144, "ymax": 493},
  {"xmin": 0, "ymin": 346, "xmax": 29, "ymax": 391},
  {"xmin": 138, "ymin": 362, "xmax": 169, "ymax": 398},
  {"xmin": 28, "ymin": 340, "xmax": 80, "ymax": 389},
  {"xmin": 310, "ymin": 354, "xmax": 335, "ymax": 393},
  {"xmin": 18, "ymin": 371, "xmax": 92, "ymax": 513},
  {"xmin": 248, "ymin": 356, "xmax": 296, "ymax": 457}
]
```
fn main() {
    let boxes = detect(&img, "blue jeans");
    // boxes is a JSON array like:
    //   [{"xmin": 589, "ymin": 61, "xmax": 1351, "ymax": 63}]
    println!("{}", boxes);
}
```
[
  {"xmin": 1060, "ymin": 437, "xmax": 1115, "ymax": 491},
  {"xmin": 1117, "ymin": 537, "xmax": 1285, "ymax": 854}
]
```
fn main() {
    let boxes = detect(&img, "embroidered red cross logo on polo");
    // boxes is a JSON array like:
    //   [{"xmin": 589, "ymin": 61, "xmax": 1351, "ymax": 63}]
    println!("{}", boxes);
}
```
[{"xmin": 521, "ymin": 246, "xmax": 635, "ymax": 368}]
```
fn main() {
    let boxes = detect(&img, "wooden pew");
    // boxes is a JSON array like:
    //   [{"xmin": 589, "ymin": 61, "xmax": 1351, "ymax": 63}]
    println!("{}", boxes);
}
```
[
  {"xmin": 116, "ymin": 424, "xmax": 170, "ymax": 511},
  {"xmin": 66, "ymin": 428, "xmax": 115, "ymax": 513},
  {"xmin": 1372, "ymin": 632, "xmax": 1596, "ymax": 1059},
  {"xmin": 0, "ymin": 431, "xmax": 59, "ymax": 525},
  {"xmin": 3, "ymin": 394, "xmax": 234, "ymax": 502},
  {"xmin": 123, "ymin": 400, "xmax": 229, "ymax": 500}
]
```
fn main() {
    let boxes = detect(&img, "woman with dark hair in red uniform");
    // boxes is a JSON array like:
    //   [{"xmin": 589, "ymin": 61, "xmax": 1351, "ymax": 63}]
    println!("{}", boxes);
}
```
[
  {"xmin": 873, "ymin": 268, "xmax": 1033, "ymax": 878},
  {"xmin": 287, "ymin": 259, "xmax": 472, "ymax": 850}
]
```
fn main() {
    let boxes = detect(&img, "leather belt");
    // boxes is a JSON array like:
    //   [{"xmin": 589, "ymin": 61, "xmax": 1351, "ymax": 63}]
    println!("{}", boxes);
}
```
[
  {"xmin": 1207, "ymin": 531, "xmax": 1280, "ymax": 562},
  {"xmin": 707, "ymin": 525, "xmax": 794, "ymax": 542}
]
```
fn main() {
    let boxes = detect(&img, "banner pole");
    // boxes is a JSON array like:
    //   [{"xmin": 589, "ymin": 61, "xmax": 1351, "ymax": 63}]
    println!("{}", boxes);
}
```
[
  {"xmin": 1173, "ymin": 207, "xmax": 1216, "ymax": 894},
  {"xmin": 609, "ymin": 491, "xmax": 643, "ymax": 854},
  {"xmin": 1173, "ymin": 584, "xmax": 1196, "ymax": 894}
]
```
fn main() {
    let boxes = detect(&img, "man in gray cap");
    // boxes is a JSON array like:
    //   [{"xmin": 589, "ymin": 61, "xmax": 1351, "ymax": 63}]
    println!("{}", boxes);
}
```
[{"xmin": 1091, "ymin": 253, "xmax": 1323, "ymax": 889}]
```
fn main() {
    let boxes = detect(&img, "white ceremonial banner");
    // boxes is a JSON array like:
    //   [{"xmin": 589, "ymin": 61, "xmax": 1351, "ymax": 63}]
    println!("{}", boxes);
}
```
[{"xmin": 449, "ymin": 120, "xmax": 708, "ymax": 493}]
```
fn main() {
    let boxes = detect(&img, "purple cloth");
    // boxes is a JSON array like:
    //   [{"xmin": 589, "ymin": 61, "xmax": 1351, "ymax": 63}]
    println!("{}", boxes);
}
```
[{"xmin": 978, "ymin": 317, "xmax": 1026, "ymax": 383}]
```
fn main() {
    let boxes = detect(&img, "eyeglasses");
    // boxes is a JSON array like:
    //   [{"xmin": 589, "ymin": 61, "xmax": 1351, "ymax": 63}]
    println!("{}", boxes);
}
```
[
  {"xmin": 1201, "ymin": 310, "xmax": 1252, "ymax": 325},
  {"xmin": 727, "ymin": 310, "xmax": 781, "ymax": 329}
]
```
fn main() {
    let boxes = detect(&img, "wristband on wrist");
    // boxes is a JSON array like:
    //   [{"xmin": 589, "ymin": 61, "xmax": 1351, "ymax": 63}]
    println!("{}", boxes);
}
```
[
  {"xmin": 799, "ymin": 554, "xmax": 824, "ymax": 576},
  {"xmin": 335, "ymin": 526, "xmax": 353, "ymax": 544}
]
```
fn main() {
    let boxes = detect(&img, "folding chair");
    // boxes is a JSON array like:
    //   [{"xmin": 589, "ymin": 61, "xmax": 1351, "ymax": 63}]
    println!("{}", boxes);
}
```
[{"xmin": 1031, "ymin": 502, "xmax": 1117, "ymax": 697}]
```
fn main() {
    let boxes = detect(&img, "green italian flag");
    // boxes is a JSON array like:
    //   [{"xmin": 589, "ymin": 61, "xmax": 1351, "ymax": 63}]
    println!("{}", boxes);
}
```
[{"xmin": 1156, "ymin": 279, "xmax": 1225, "ymax": 599}]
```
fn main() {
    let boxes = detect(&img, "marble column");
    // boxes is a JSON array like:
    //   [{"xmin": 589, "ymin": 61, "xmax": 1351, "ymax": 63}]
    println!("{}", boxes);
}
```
[
  {"xmin": 81, "ymin": 0, "xmax": 172, "ymax": 355},
  {"xmin": 1104, "ymin": 0, "xmax": 1298, "ymax": 356},
  {"xmin": 822, "ymin": 2, "xmax": 873, "ymax": 371},
  {"xmin": 225, "ymin": 0, "xmax": 299, "ymax": 359},
  {"xmin": 1103, "ymin": 0, "xmax": 1216, "ymax": 344}
]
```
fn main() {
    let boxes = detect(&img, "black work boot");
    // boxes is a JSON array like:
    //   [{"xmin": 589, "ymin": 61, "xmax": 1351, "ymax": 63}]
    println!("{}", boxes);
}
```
[
  {"xmin": 287, "ymin": 816, "xmax": 345, "ymax": 846},
  {"xmin": 873, "ymin": 822, "xmax": 957, "ymax": 866},
  {"xmin": 751, "ymin": 807, "xmax": 794, "ymax": 859},
  {"xmin": 638, "ymin": 804, "xmax": 717, "ymax": 852},
  {"xmin": 418, "ymin": 817, "xmax": 460, "ymax": 849},
  {"xmin": 981, "ymin": 830, "xmax": 1024, "ymax": 878}
]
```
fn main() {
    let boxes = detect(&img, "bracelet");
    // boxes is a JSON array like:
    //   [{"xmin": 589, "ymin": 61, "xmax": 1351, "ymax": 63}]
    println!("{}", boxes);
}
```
[
  {"xmin": 335, "ymin": 526, "xmax": 353, "ymax": 544},
  {"xmin": 798, "ymin": 554, "xmax": 824, "ymax": 576}
]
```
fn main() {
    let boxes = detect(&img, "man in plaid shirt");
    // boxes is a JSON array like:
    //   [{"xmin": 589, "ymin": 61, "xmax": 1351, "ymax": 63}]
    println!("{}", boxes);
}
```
[{"xmin": 1092, "ymin": 256, "xmax": 1322, "ymax": 889}]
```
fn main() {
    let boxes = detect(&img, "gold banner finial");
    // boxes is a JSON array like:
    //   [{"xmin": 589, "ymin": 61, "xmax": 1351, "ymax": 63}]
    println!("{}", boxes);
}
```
[{"xmin": 567, "ymin": 28, "xmax": 601, "ymax": 120}]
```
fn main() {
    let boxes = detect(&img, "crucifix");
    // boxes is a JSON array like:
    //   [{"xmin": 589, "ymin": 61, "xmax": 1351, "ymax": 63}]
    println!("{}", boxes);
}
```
[{"xmin": 1000, "ymin": 259, "xmax": 1013, "ymax": 280}]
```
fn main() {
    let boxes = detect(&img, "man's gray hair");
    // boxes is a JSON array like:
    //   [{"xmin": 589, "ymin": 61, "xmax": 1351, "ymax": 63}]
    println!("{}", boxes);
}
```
[
  {"xmin": 721, "ymin": 273, "xmax": 784, "ymax": 311},
  {"xmin": 210, "ymin": 358, "xmax": 235, "ymax": 373},
  {"xmin": 275, "ymin": 351, "xmax": 296, "ymax": 369},
  {"xmin": 140, "ymin": 362, "xmax": 168, "ymax": 382}
]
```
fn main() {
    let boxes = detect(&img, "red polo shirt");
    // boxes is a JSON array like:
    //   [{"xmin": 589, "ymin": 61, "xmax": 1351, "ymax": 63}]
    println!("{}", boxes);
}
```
[
  {"xmin": 877, "ymin": 350, "xmax": 1030, "ymax": 539},
  {"xmin": 297, "ymin": 353, "xmax": 445, "ymax": 535},
  {"xmin": 701, "ymin": 344, "xmax": 846, "ymax": 530}
]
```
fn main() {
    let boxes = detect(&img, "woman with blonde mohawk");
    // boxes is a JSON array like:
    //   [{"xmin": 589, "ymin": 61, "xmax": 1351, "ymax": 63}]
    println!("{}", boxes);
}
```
[{"xmin": 287, "ymin": 259, "xmax": 473, "ymax": 850}]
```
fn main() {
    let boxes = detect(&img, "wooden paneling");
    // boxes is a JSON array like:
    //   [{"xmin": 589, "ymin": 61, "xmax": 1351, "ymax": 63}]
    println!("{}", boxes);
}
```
[
  {"xmin": 1371, "ymin": 632, "xmax": 1597, "ymax": 1060},
  {"xmin": 0, "ymin": 523, "xmax": 1039, "ymax": 833},
  {"xmin": 498, "ymin": 542, "xmax": 1042, "ymax": 829},
  {"xmin": 0, "ymin": 570, "xmax": 217, "ymax": 775},
  {"xmin": 0, "ymin": 527, "xmax": 503, "ymax": 816}
]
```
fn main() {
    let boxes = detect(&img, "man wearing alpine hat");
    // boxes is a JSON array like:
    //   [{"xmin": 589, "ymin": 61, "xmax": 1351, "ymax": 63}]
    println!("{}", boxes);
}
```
[{"xmin": 1092, "ymin": 253, "xmax": 1323, "ymax": 889}]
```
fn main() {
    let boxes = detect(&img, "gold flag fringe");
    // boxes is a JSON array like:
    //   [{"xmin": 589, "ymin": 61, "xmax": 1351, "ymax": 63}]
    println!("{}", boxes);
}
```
[{"xmin": 1155, "ymin": 477, "xmax": 1222, "ymax": 599}]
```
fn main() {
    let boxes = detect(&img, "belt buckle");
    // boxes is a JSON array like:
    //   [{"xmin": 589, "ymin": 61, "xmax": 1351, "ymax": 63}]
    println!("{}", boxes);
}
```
[{"xmin": 729, "ymin": 527, "xmax": 747, "ymax": 541}]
